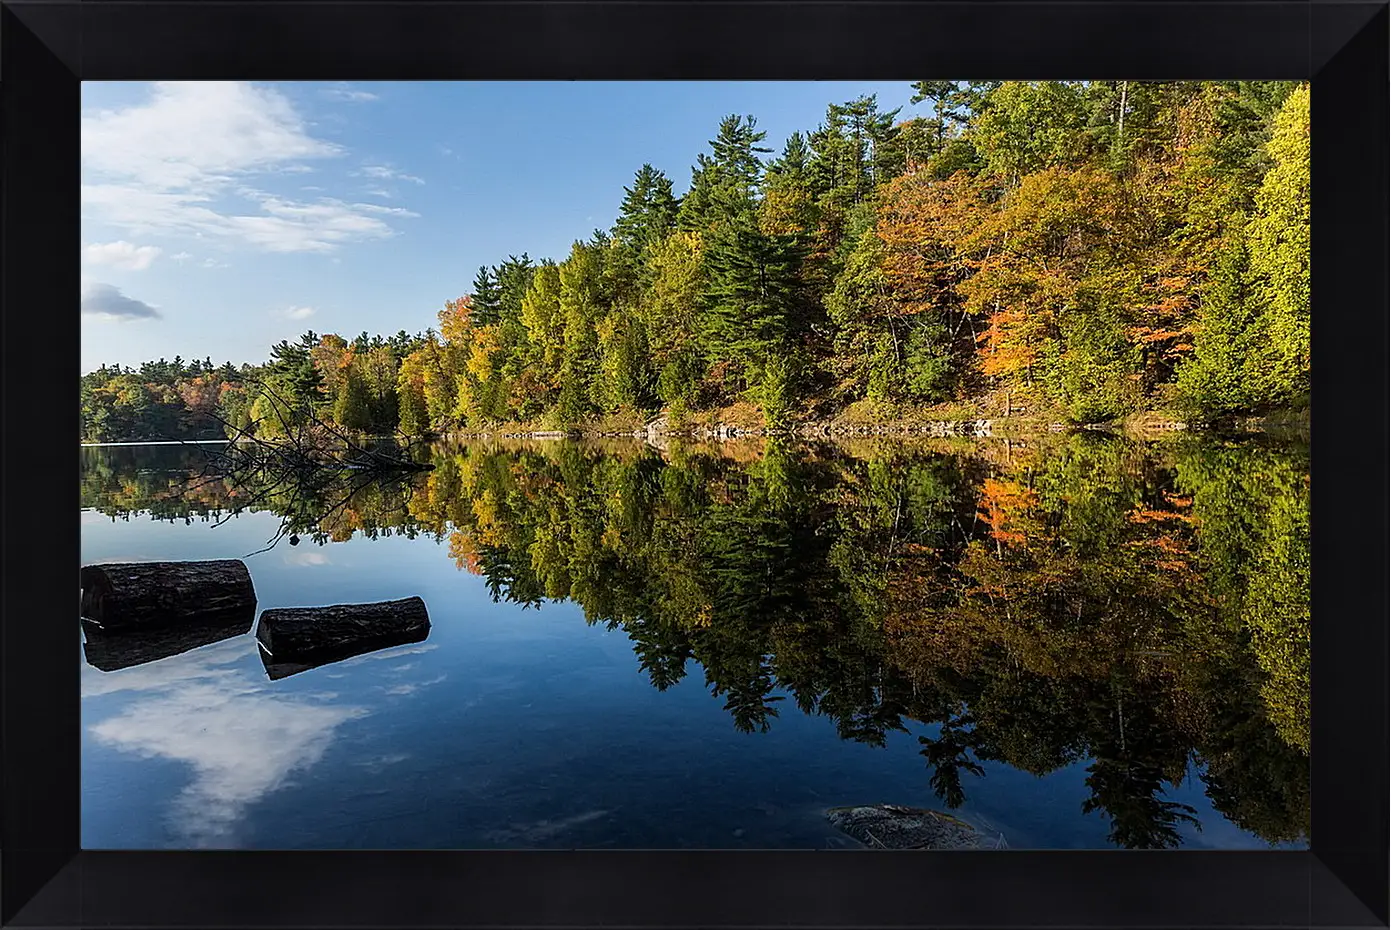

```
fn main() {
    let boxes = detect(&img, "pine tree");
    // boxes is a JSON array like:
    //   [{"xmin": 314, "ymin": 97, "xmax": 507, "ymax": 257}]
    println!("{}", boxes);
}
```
[
  {"xmin": 470, "ymin": 266, "xmax": 502, "ymax": 327},
  {"xmin": 761, "ymin": 133, "xmax": 821, "ymax": 239},
  {"xmin": 678, "ymin": 115, "xmax": 770, "ymax": 232},
  {"xmin": 496, "ymin": 254, "xmax": 536, "ymax": 323},
  {"xmin": 702, "ymin": 220, "xmax": 803, "ymax": 389},
  {"xmin": 614, "ymin": 164, "xmax": 680, "ymax": 255},
  {"xmin": 677, "ymin": 154, "xmax": 720, "ymax": 232},
  {"xmin": 267, "ymin": 336, "xmax": 325, "ymax": 415}
]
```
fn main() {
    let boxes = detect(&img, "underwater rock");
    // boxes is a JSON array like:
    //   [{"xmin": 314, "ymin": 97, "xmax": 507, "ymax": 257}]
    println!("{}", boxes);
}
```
[{"xmin": 826, "ymin": 804, "xmax": 995, "ymax": 850}]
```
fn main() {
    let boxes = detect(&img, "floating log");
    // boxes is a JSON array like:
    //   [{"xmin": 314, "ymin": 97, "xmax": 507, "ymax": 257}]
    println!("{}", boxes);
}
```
[
  {"xmin": 81, "ymin": 605, "xmax": 255, "ymax": 672},
  {"xmin": 255, "ymin": 596, "xmax": 431, "ymax": 680},
  {"xmin": 80, "ymin": 559, "xmax": 257, "ymax": 631}
]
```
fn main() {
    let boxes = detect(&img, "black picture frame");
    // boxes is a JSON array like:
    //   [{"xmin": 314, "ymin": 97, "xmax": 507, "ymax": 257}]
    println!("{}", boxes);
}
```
[{"xmin": 3, "ymin": 1, "xmax": 1386, "ymax": 927}]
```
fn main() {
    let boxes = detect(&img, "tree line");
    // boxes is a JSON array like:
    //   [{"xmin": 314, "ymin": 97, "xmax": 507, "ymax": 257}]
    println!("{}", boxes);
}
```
[{"xmin": 81, "ymin": 80, "xmax": 1309, "ymax": 443}]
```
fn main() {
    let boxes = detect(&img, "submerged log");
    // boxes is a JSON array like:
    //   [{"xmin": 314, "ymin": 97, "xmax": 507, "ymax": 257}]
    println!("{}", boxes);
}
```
[
  {"xmin": 255, "ymin": 596, "xmax": 431, "ymax": 680},
  {"xmin": 81, "ymin": 604, "xmax": 255, "ymax": 672},
  {"xmin": 80, "ymin": 559, "xmax": 257, "ymax": 631}
]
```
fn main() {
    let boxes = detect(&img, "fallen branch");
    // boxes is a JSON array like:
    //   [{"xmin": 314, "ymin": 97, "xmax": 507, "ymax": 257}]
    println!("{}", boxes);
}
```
[{"xmin": 168, "ymin": 382, "xmax": 433, "ymax": 555}]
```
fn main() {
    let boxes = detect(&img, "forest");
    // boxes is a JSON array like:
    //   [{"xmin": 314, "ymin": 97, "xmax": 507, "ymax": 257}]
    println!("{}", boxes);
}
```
[
  {"xmin": 80, "ymin": 80, "xmax": 1310, "ymax": 443},
  {"xmin": 83, "ymin": 432, "xmax": 1310, "ymax": 848}
]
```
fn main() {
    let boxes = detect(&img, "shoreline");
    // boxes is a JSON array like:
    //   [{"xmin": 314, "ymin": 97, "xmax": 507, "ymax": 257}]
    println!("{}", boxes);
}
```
[
  {"xmin": 80, "ymin": 408, "xmax": 1308, "ymax": 448},
  {"xmin": 440, "ymin": 415, "xmax": 1306, "ymax": 444}
]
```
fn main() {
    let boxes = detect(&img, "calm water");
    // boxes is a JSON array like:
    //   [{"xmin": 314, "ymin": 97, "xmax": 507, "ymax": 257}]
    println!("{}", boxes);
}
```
[{"xmin": 80, "ymin": 434, "xmax": 1310, "ymax": 850}]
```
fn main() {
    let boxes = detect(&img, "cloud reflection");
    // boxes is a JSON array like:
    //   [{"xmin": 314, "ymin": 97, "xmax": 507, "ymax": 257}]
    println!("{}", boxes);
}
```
[{"xmin": 85, "ymin": 636, "xmax": 367, "ymax": 847}]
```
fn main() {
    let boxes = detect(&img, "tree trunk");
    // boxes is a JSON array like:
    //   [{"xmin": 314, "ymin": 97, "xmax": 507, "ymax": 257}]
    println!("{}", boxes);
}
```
[
  {"xmin": 80, "ymin": 559, "xmax": 256, "ymax": 631},
  {"xmin": 82, "ymin": 607, "xmax": 254, "ymax": 672},
  {"xmin": 1117, "ymin": 80, "xmax": 1129, "ymax": 150},
  {"xmin": 255, "ymin": 596, "xmax": 431, "ymax": 677}
]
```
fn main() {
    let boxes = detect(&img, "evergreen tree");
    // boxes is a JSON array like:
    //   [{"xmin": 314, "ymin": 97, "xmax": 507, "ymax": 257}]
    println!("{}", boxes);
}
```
[
  {"xmin": 678, "ymin": 115, "xmax": 770, "ymax": 232},
  {"xmin": 470, "ymin": 266, "xmax": 503, "ymax": 327},
  {"xmin": 496, "ymin": 254, "xmax": 536, "ymax": 323},
  {"xmin": 703, "ymin": 220, "xmax": 804, "ymax": 390},
  {"xmin": 614, "ymin": 164, "xmax": 680, "ymax": 255},
  {"xmin": 266, "ymin": 333, "xmax": 325, "ymax": 415}
]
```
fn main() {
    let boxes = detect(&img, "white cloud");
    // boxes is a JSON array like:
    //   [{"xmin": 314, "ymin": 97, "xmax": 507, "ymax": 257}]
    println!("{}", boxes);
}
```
[
  {"xmin": 324, "ymin": 83, "xmax": 379, "ymax": 103},
  {"xmin": 81, "ymin": 282, "xmax": 161, "ymax": 321},
  {"xmin": 354, "ymin": 203, "xmax": 420, "ymax": 217},
  {"xmin": 359, "ymin": 164, "xmax": 425, "ymax": 185},
  {"xmin": 171, "ymin": 251, "xmax": 192, "ymax": 264},
  {"xmin": 82, "ymin": 82, "xmax": 339, "ymax": 191},
  {"xmin": 81, "ymin": 82, "xmax": 415, "ymax": 254},
  {"xmin": 284, "ymin": 306, "xmax": 316, "ymax": 320},
  {"xmin": 363, "ymin": 188, "xmax": 392, "ymax": 199},
  {"xmin": 83, "ymin": 240, "xmax": 162, "ymax": 271}
]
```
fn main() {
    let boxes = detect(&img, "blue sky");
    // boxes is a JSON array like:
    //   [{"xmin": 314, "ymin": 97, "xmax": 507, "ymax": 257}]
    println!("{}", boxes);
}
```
[{"xmin": 80, "ymin": 81, "xmax": 928, "ymax": 373}]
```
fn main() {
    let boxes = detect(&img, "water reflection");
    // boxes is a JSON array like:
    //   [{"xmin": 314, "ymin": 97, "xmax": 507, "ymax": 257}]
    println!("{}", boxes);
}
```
[
  {"xmin": 82, "ymin": 606, "xmax": 255, "ymax": 672},
  {"xmin": 82, "ymin": 637, "xmax": 369, "ymax": 846},
  {"xmin": 80, "ymin": 433, "xmax": 1310, "ymax": 849}
]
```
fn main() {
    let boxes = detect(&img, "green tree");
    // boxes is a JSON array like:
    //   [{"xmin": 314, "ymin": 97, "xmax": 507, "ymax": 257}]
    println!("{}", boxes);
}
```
[
  {"xmin": 333, "ymin": 365, "xmax": 373, "ymax": 432},
  {"xmin": 1246, "ymin": 83, "xmax": 1309, "ymax": 405},
  {"xmin": 702, "ymin": 220, "xmax": 804, "ymax": 394},
  {"xmin": 1176, "ymin": 236, "xmax": 1263, "ymax": 417},
  {"xmin": 614, "ymin": 164, "xmax": 680, "ymax": 258},
  {"xmin": 470, "ymin": 266, "xmax": 502, "ymax": 327},
  {"xmin": 678, "ymin": 115, "xmax": 770, "ymax": 232},
  {"xmin": 971, "ymin": 81, "xmax": 1088, "ymax": 185}
]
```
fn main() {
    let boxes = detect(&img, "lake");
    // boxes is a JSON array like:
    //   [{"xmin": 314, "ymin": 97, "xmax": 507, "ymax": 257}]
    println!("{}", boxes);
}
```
[{"xmin": 79, "ymin": 433, "xmax": 1310, "ymax": 850}]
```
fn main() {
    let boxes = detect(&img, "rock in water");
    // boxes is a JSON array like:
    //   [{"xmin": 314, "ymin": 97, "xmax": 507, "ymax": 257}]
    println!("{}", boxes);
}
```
[
  {"xmin": 255, "ymin": 596, "xmax": 431, "ymax": 679},
  {"xmin": 826, "ymin": 804, "xmax": 991, "ymax": 849},
  {"xmin": 80, "ymin": 559, "xmax": 257, "ymax": 631}
]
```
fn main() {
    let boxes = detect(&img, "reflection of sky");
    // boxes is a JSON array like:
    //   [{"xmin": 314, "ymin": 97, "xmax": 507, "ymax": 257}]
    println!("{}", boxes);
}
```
[
  {"xmin": 90, "ymin": 669, "xmax": 367, "ymax": 846},
  {"xmin": 80, "ymin": 510, "xmax": 458, "ymax": 847},
  {"xmin": 81, "ymin": 471, "xmax": 1305, "ymax": 851}
]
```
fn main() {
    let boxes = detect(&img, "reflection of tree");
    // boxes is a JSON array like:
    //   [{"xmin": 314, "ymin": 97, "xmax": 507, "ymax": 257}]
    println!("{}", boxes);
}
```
[
  {"xmin": 80, "ymin": 445, "xmax": 425, "ymax": 550},
  {"xmin": 1174, "ymin": 440, "xmax": 1310, "ymax": 755},
  {"xmin": 919, "ymin": 716, "xmax": 986, "ymax": 809},
  {"xmin": 84, "ymin": 433, "xmax": 1310, "ymax": 848},
  {"xmin": 1077, "ymin": 677, "xmax": 1201, "ymax": 849}
]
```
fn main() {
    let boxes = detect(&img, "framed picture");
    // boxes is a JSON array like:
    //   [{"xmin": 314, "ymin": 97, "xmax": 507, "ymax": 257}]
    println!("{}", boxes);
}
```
[{"xmin": 3, "ymin": 1, "xmax": 1385, "ymax": 927}]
